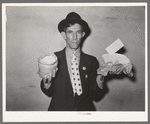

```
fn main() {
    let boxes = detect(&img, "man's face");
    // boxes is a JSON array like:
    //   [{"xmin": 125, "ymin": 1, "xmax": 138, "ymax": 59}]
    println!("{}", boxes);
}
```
[{"xmin": 62, "ymin": 23, "xmax": 85, "ymax": 51}]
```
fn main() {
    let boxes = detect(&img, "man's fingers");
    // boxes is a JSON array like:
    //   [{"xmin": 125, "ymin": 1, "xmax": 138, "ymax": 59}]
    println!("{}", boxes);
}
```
[
  {"xmin": 116, "ymin": 68, "xmax": 123, "ymax": 74},
  {"xmin": 43, "ymin": 74, "xmax": 52, "ymax": 83},
  {"xmin": 42, "ymin": 68, "xmax": 58, "ymax": 83},
  {"xmin": 129, "ymin": 72, "xmax": 134, "ymax": 77},
  {"xmin": 116, "ymin": 65, "xmax": 124, "ymax": 74},
  {"xmin": 123, "ymin": 68, "xmax": 127, "ymax": 75},
  {"xmin": 111, "ymin": 64, "xmax": 123, "ymax": 74},
  {"xmin": 48, "ymin": 73, "xmax": 52, "ymax": 82},
  {"xmin": 52, "ymin": 68, "xmax": 58, "ymax": 77},
  {"xmin": 52, "ymin": 70, "xmax": 56, "ymax": 77},
  {"xmin": 43, "ymin": 74, "xmax": 47, "ymax": 83},
  {"xmin": 123, "ymin": 66, "xmax": 134, "ymax": 77},
  {"xmin": 56, "ymin": 68, "xmax": 58, "ymax": 73},
  {"xmin": 125, "ymin": 66, "xmax": 131, "ymax": 74}
]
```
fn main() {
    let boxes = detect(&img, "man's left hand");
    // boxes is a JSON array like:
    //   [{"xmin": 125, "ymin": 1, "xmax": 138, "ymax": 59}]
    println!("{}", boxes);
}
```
[{"xmin": 109, "ymin": 62, "xmax": 124, "ymax": 75}]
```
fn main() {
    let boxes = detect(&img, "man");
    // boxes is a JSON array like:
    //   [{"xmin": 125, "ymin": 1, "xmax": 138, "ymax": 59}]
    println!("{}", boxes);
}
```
[{"xmin": 39, "ymin": 12, "xmax": 123, "ymax": 111}]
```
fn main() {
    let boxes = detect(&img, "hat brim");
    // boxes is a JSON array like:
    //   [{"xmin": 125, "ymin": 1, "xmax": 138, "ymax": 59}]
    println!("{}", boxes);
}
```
[{"xmin": 58, "ymin": 18, "xmax": 89, "ymax": 33}]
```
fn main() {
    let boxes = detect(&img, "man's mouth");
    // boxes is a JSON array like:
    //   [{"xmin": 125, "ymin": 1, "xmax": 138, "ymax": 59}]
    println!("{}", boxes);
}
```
[{"xmin": 72, "ymin": 40, "xmax": 78, "ymax": 43}]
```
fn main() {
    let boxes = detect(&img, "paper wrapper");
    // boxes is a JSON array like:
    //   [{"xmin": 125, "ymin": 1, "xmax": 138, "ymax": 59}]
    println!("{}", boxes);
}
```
[
  {"xmin": 37, "ymin": 53, "xmax": 58, "ymax": 77},
  {"xmin": 102, "ymin": 53, "xmax": 130, "ymax": 65},
  {"xmin": 97, "ymin": 53, "xmax": 133, "ymax": 77}
]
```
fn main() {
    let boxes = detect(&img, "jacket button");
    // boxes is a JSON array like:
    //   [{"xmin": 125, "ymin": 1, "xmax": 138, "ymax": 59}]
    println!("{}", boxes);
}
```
[
  {"xmin": 82, "ymin": 67, "xmax": 86, "ymax": 70},
  {"xmin": 85, "ymin": 74, "xmax": 88, "ymax": 78}
]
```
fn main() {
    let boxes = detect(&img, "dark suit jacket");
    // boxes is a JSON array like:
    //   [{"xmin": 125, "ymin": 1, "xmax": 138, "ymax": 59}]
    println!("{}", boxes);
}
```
[{"xmin": 40, "ymin": 48, "xmax": 103, "ymax": 111}]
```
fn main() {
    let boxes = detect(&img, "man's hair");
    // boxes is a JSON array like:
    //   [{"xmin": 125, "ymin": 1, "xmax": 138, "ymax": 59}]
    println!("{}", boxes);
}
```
[{"xmin": 62, "ymin": 22, "xmax": 84, "ymax": 32}]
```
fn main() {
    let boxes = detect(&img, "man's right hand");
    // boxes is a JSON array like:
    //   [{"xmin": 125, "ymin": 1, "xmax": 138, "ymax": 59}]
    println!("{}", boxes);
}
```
[{"xmin": 39, "ymin": 68, "xmax": 58, "ymax": 89}]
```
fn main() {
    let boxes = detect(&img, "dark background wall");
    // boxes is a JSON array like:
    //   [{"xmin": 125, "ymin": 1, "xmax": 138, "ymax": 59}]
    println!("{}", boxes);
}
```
[{"xmin": 6, "ymin": 6, "xmax": 145, "ymax": 111}]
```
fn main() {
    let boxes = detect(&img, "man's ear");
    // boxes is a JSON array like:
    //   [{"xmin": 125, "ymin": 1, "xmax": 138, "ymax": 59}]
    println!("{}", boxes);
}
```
[
  {"xmin": 61, "ymin": 32, "xmax": 66, "ymax": 40},
  {"xmin": 82, "ymin": 32, "xmax": 85, "ymax": 37}
]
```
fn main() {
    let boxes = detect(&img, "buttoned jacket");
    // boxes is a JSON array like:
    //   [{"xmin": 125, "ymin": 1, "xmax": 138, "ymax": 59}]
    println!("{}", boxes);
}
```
[{"xmin": 41, "ymin": 48, "xmax": 103, "ymax": 111}]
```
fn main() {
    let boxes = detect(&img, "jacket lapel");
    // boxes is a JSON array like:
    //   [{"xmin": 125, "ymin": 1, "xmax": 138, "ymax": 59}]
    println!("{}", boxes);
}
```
[
  {"xmin": 79, "ymin": 52, "xmax": 87, "ymax": 91},
  {"xmin": 59, "ymin": 48, "xmax": 74, "ymax": 96}
]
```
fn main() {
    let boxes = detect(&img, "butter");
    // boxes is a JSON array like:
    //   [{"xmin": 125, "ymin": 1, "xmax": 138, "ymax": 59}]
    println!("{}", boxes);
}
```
[{"xmin": 40, "ymin": 54, "xmax": 57, "ymax": 65}]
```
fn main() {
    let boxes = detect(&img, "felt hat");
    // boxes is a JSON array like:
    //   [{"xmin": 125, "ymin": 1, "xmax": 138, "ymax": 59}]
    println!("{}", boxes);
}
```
[{"xmin": 58, "ymin": 12, "xmax": 89, "ymax": 33}]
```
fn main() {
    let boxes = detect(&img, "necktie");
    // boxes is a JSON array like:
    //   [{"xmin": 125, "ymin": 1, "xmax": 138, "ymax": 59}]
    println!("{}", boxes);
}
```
[{"xmin": 71, "ymin": 53, "xmax": 82, "ymax": 96}]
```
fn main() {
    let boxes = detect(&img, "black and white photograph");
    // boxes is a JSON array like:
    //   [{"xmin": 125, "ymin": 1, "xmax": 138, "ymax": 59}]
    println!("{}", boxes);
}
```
[{"xmin": 2, "ymin": 3, "xmax": 148, "ymax": 122}]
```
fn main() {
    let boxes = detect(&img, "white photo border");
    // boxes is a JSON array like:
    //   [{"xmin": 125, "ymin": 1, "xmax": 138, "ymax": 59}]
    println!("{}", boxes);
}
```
[{"xmin": 2, "ymin": 3, "xmax": 148, "ymax": 122}]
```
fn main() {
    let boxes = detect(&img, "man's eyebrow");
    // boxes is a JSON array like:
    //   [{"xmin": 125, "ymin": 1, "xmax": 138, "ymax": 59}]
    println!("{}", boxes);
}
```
[{"xmin": 66, "ymin": 29, "xmax": 72, "ymax": 32}]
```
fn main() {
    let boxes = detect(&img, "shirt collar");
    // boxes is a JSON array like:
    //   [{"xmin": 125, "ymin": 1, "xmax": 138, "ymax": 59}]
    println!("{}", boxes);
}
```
[{"xmin": 65, "ymin": 47, "xmax": 81, "ymax": 59}]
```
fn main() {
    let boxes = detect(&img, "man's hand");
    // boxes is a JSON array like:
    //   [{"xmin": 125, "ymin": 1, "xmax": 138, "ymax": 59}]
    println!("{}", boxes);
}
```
[
  {"xmin": 123, "ymin": 64, "xmax": 133, "ymax": 77},
  {"xmin": 97, "ymin": 62, "xmax": 113, "ymax": 76},
  {"xmin": 43, "ymin": 68, "xmax": 58, "ymax": 82},
  {"xmin": 97, "ymin": 61, "xmax": 124, "ymax": 76},
  {"xmin": 109, "ymin": 61, "xmax": 124, "ymax": 75},
  {"xmin": 38, "ymin": 68, "xmax": 58, "ymax": 89}
]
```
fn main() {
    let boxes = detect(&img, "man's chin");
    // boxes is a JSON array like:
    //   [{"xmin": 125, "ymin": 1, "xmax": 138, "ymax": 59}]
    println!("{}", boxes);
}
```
[
  {"xmin": 70, "ymin": 45, "xmax": 79, "ymax": 49},
  {"xmin": 70, "ymin": 46, "xmax": 79, "ymax": 50}
]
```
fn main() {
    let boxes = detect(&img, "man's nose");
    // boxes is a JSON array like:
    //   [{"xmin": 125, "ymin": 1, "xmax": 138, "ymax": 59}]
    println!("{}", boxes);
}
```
[{"xmin": 73, "ymin": 32, "xmax": 77, "ymax": 40}]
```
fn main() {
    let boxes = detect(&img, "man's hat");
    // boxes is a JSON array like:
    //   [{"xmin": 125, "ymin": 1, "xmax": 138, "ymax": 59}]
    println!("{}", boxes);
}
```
[{"xmin": 58, "ymin": 12, "xmax": 89, "ymax": 33}]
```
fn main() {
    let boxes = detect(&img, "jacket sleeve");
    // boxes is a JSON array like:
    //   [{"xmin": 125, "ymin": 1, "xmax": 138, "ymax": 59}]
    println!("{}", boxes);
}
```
[
  {"xmin": 89, "ymin": 57, "xmax": 105, "ymax": 101},
  {"xmin": 40, "ymin": 52, "xmax": 58, "ymax": 97},
  {"xmin": 40, "ymin": 79, "xmax": 54, "ymax": 97}
]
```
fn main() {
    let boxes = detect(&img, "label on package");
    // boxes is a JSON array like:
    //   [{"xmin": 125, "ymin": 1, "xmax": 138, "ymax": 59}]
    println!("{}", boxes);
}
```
[{"xmin": 105, "ymin": 38, "xmax": 124, "ymax": 54}]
